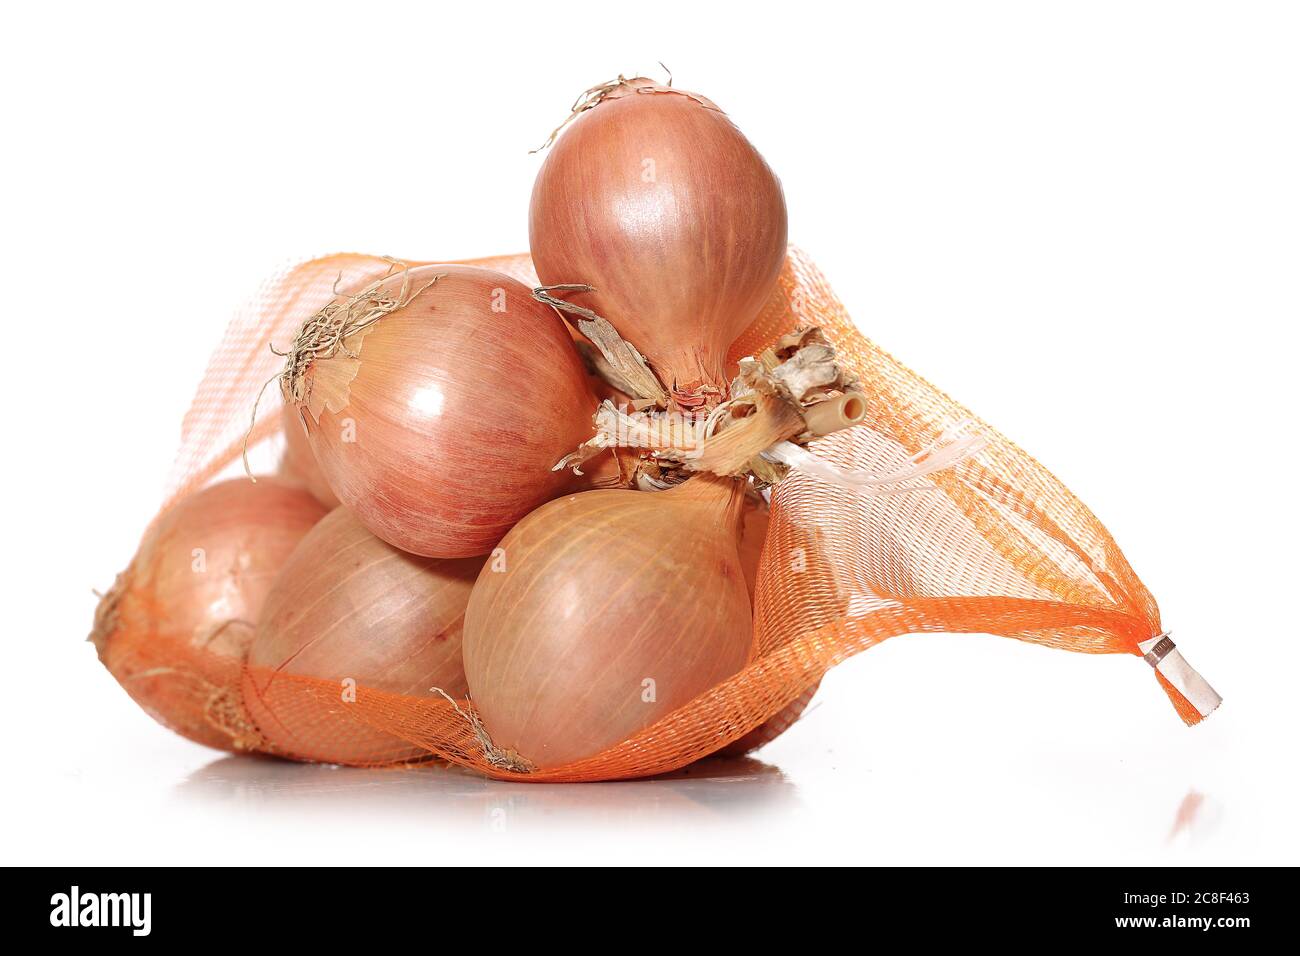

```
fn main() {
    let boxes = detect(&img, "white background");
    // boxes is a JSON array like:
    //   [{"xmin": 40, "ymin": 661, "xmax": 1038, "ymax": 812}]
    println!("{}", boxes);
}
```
[{"xmin": 2, "ymin": 1, "xmax": 1297, "ymax": 865}]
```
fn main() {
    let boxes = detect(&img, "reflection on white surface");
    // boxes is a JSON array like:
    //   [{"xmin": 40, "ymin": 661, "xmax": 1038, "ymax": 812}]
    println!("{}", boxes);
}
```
[
  {"xmin": 13, "ymin": 612, "xmax": 1287, "ymax": 865},
  {"xmin": 175, "ymin": 754, "xmax": 801, "ymax": 830},
  {"xmin": 1167, "ymin": 789, "xmax": 1223, "ymax": 846},
  {"xmin": 1168, "ymin": 789, "xmax": 1205, "ymax": 842}
]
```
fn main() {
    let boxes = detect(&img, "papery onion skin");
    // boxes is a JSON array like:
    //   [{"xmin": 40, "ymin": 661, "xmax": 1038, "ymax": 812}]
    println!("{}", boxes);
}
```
[
  {"xmin": 298, "ymin": 264, "xmax": 595, "ymax": 558},
  {"xmin": 529, "ymin": 79, "xmax": 788, "ymax": 397},
  {"xmin": 243, "ymin": 507, "xmax": 482, "ymax": 764},
  {"xmin": 279, "ymin": 403, "xmax": 340, "ymax": 509},
  {"xmin": 91, "ymin": 478, "xmax": 327, "ymax": 750},
  {"xmin": 462, "ymin": 475, "xmax": 754, "ymax": 769}
]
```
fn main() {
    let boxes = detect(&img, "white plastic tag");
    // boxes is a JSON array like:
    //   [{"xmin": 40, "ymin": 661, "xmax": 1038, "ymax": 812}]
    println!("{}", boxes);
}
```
[{"xmin": 1138, "ymin": 633, "xmax": 1222, "ymax": 719}]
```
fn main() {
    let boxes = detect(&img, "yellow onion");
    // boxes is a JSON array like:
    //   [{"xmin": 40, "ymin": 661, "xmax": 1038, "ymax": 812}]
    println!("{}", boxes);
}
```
[
  {"xmin": 91, "ymin": 478, "xmax": 327, "ymax": 750},
  {"xmin": 289, "ymin": 264, "xmax": 595, "ymax": 557},
  {"xmin": 462, "ymin": 475, "xmax": 754, "ymax": 769},
  {"xmin": 278, "ymin": 403, "xmax": 340, "ymax": 509},
  {"xmin": 243, "ymin": 507, "xmax": 483, "ymax": 764},
  {"xmin": 529, "ymin": 78, "xmax": 787, "ymax": 405}
]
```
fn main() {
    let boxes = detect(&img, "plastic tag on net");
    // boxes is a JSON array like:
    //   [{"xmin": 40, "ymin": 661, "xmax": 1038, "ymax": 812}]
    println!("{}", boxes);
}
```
[{"xmin": 1139, "ymin": 633, "xmax": 1221, "ymax": 719}]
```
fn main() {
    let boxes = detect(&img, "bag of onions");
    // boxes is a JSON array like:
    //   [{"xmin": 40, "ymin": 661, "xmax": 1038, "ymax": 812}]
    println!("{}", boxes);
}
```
[{"xmin": 91, "ymin": 75, "xmax": 1220, "ymax": 782}]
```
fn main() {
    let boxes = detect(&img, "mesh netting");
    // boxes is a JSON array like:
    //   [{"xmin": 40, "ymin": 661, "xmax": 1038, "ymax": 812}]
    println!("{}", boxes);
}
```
[{"xmin": 110, "ymin": 246, "xmax": 1204, "ymax": 782}]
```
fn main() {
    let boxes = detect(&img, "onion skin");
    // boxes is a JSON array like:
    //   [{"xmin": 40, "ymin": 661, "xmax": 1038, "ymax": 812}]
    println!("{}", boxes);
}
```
[
  {"xmin": 297, "ymin": 264, "xmax": 595, "ymax": 558},
  {"xmin": 91, "ymin": 478, "xmax": 327, "ymax": 750},
  {"xmin": 243, "ymin": 507, "xmax": 482, "ymax": 764},
  {"xmin": 529, "ymin": 79, "xmax": 787, "ymax": 398},
  {"xmin": 279, "ymin": 403, "xmax": 340, "ymax": 509},
  {"xmin": 462, "ymin": 475, "xmax": 753, "ymax": 769}
]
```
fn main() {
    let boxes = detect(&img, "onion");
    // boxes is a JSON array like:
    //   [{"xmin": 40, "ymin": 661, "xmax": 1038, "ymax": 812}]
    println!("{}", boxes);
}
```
[
  {"xmin": 242, "ymin": 507, "xmax": 482, "ymax": 764},
  {"xmin": 529, "ymin": 77, "xmax": 787, "ymax": 405},
  {"xmin": 462, "ymin": 474, "xmax": 753, "ymax": 769},
  {"xmin": 285, "ymin": 263, "xmax": 595, "ymax": 557},
  {"xmin": 90, "ymin": 478, "xmax": 327, "ymax": 750},
  {"xmin": 278, "ymin": 403, "xmax": 340, "ymax": 509}
]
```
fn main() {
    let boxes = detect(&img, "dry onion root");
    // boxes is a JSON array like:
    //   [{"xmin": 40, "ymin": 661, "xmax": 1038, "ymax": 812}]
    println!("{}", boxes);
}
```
[
  {"xmin": 276, "ymin": 262, "xmax": 595, "ymax": 558},
  {"xmin": 90, "ymin": 478, "xmax": 327, "ymax": 750},
  {"xmin": 462, "ymin": 475, "xmax": 754, "ymax": 770},
  {"xmin": 556, "ymin": 326, "xmax": 872, "ymax": 486},
  {"xmin": 243, "ymin": 507, "xmax": 483, "ymax": 764}
]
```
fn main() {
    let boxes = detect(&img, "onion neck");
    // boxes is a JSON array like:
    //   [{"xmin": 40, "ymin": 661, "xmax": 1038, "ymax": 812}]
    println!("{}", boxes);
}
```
[
  {"xmin": 667, "ymin": 474, "xmax": 747, "ymax": 536},
  {"xmin": 653, "ymin": 346, "xmax": 729, "ymax": 410}
]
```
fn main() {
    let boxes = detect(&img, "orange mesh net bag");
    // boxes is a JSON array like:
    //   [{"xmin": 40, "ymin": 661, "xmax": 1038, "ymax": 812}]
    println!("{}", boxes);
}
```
[{"xmin": 94, "ymin": 246, "xmax": 1220, "ymax": 782}]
